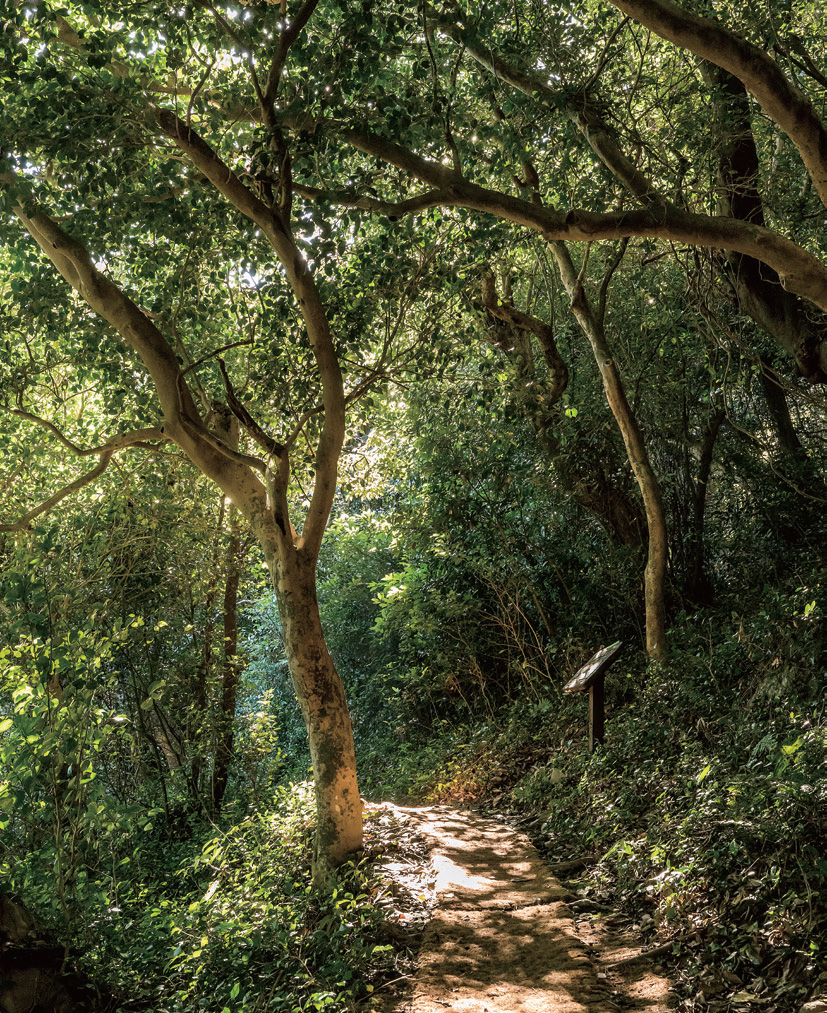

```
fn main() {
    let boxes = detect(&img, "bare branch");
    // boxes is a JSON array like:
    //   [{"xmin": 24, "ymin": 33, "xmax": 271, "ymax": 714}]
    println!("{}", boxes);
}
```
[
  {"xmin": 264, "ymin": 0, "xmax": 321, "ymax": 106},
  {"xmin": 4, "ymin": 188, "xmax": 200, "ymax": 429},
  {"xmin": 293, "ymin": 182, "xmax": 456, "ymax": 218},
  {"xmin": 178, "ymin": 413, "xmax": 268, "ymax": 474},
  {"xmin": 216, "ymin": 356, "xmax": 285, "ymax": 458},
  {"xmin": 154, "ymin": 109, "xmax": 278, "ymax": 233},
  {"xmin": 154, "ymin": 108, "xmax": 345, "ymax": 558},
  {"xmin": 0, "ymin": 425, "xmax": 169, "ymax": 533},
  {"xmin": 427, "ymin": 11, "xmax": 668, "ymax": 210},
  {"xmin": 9, "ymin": 410, "xmax": 167, "ymax": 455},
  {"xmin": 2, "ymin": 172, "xmax": 275, "ymax": 533},
  {"xmin": 277, "ymin": 115, "xmax": 827, "ymax": 318},
  {"xmin": 0, "ymin": 455, "xmax": 115, "ymax": 533},
  {"xmin": 597, "ymin": 238, "xmax": 629, "ymax": 326}
]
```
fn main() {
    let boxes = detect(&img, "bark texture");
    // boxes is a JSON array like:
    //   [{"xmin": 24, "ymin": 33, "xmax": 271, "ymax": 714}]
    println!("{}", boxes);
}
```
[
  {"xmin": 272, "ymin": 550, "xmax": 362, "ymax": 873},
  {"xmin": 703, "ymin": 64, "xmax": 827, "ymax": 383},
  {"xmin": 549, "ymin": 243, "xmax": 670, "ymax": 660}
]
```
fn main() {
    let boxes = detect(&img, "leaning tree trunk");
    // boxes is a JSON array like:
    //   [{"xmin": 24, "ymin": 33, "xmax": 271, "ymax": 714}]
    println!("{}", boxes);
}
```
[
  {"xmin": 271, "ymin": 547, "xmax": 362, "ymax": 880},
  {"xmin": 549, "ymin": 241, "xmax": 670, "ymax": 661}
]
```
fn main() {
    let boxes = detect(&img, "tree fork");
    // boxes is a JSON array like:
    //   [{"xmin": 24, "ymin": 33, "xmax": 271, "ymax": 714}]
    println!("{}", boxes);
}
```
[{"xmin": 7, "ymin": 123, "xmax": 364, "ymax": 871}]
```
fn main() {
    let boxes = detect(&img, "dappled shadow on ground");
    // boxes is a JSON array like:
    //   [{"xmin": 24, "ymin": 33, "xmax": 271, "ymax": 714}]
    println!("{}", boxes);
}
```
[
  {"xmin": 415, "ymin": 904, "xmax": 606, "ymax": 1013},
  {"xmin": 386, "ymin": 805, "xmax": 613, "ymax": 1013},
  {"xmin": 402, "ymin": 806, "xmax": 569, "ymax": 910}
]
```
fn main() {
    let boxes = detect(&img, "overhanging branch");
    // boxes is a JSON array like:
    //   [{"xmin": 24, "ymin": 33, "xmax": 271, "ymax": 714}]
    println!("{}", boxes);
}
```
[
  {"xmin": 10, "ymin": 410, "xmax": 167, "ymax": 456},
  {"xmin": 293, "ymin": 182, "xmax": 457, "ymax": 218},
  {"xmin": 0, "ymin": 425, "xmax": 169, "ymax": 532},
  {"xmin": 607, "ymin": 0, "xmax": 827, "ymax": 207},
  {"xmin": 154, "ymin": 106, "xmax": 346, "ymax": 559},
  {"xmin": 291, "ymin": 147, "xmax": 827, "ymax": 313}
]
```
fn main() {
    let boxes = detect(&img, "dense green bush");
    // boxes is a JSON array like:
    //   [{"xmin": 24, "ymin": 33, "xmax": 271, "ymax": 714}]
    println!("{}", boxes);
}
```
[
  {"xmin": 84, "ymin": 785, "xmax": 395, "ymax": 1013},
  {"xmin": 477, "ymin": 581, "xmax": 827, "ymax": 1012}
]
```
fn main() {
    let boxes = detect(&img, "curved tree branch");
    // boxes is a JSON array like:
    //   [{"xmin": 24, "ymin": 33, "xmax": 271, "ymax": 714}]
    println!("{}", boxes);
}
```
[
  {"xmin": 0, "ymin": 454, "xmax": 114, "ymax": 533},
  {"xmin": 9, "ymin": 199, "xmax": 199, "ymax": 430},
  {"xmin": 548, "ymin": 240, "xmax": 669, "ymax": 659},
  {"xmin": 606, "ymin": 0, "xmax": 827, "ymax": 207},
  {"xmin": 424, "ymin": 15, "xmax": 827, "ymax": 379},
  {"xmin": 480, "ymin": 269, "xmax": 568, "ymax": 403},
  {"xmin": 0, "ymin": 426, "xmax": 168, "ymax": 533},
  {"xmin": 9, "ymin": 410, "xmax": 167, "ymax": 455},
  {"xmin": 428, "ymin": 8, "xmax": 667, "ymax": 211},
  {"xmin": 1, "ymin": 173, "xmax": 273, "ymax": 532},
  {"xmin": 293, "ymin": 182, "xmax": 457, "ymax": 217},
  {"xmin": 155, "ymin": 108, "xmax": 345, "ymax": 559},
  {"xmin": 290, "ymin": 141, "xmax": 827, "ymax": 313},
  {"xmin": 216, "ymin": 357, "xmax": 285, "ymax": 459},
  {"xmin": 264, "ymin": 0, "xmax": 320, "ymax": 106}
]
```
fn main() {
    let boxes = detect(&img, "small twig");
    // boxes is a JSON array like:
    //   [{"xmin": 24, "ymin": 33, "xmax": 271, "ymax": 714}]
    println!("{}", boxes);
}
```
[
  {"xmin": 605, "ymin": 932, "xmax": 698, "ymax": 969},
  {"xmin": 371, "ymin": 973, "xmax": 415, "ymax": 994},
  {"xmin": 547, "ymin": 856, "xmax": 599, "ymax": 874},
  {"xmin": 597, "ymin": 237, "xmax": 628, "ymax": 326},
  {"xmin": 187, "ymin": 58, "xmax": 216, "ymax": 127},
  {"xmin": 180, "ymin": 339, "xmax": 254, "ymax": 377},
  {"xmin": 583, "ymin": 16, "xmax": 630, "ymax": 94}
]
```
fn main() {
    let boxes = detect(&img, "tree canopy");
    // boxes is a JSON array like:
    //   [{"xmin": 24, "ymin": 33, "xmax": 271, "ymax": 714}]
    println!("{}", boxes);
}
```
[
  {"xmin": 1, "ymin": 0, "xmax": 826, "ymax": 879},
  {"xmin": 0, "ymin": 3, "xmax": 825, "ymax": 1011}
]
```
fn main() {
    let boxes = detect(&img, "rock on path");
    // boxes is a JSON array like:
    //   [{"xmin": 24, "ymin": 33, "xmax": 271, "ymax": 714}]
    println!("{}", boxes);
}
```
[{"xmin": 394, "ymin": 805, "xmax": 616, "ymax": 1013}]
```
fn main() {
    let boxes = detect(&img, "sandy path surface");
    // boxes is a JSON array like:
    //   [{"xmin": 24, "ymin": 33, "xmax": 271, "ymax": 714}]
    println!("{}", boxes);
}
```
[{"xmin": 393, "ymin": 805, "xmax": 617, "ymax": 1013}]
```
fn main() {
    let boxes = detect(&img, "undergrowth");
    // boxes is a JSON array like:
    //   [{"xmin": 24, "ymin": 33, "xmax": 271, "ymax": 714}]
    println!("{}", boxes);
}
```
[
  {"xmin": 108, "ymin": 788, "xmax": 398, "ymax": 1012},
  {"xmin": 5, "ymin": 784, "xmax": 400, "ymax": 1013},
  {"xmin": 419, "ymin": 599, "xmax": 826, "ymax": 1013}
]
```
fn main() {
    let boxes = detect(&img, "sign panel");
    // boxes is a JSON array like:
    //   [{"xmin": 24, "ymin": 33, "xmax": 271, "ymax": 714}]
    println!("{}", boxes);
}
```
[{"xmin": 563, "ymin": 640, "xmax": 623, "ymax": 693}]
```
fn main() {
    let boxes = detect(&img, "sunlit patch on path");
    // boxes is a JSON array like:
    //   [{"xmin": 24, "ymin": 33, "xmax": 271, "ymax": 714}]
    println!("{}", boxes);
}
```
[{"xmin": 383, "ymin": 805, "xmax": 615, "ymax": 1013}]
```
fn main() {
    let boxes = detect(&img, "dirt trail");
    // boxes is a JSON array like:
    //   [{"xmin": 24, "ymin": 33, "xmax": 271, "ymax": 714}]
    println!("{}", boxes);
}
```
[
  {"xmin": 393, "ymin": 805, "xmax": 608, "ymax": 1013},
  {"xmin": 384, "ymin": 804, "xmax": 672, "ymax": 1013}
]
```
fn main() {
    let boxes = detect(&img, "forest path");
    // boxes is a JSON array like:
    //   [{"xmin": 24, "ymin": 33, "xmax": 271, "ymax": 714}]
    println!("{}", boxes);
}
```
[{"xmin": 383, "ymin": 804, "xmax": 671, "ymax": 1013}]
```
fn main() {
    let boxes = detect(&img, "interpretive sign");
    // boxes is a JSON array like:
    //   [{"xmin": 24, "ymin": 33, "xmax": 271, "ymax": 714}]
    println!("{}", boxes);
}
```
[{"xmin": 563, "ymin": 640, "xmax": 623, "ymax": 752}]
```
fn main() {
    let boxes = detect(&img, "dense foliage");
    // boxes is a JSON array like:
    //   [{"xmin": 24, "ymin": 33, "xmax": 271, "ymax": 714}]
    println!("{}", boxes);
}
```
[{"xmin": 1, "ymin": 0, "xmax": 826, "ymax": 1010}]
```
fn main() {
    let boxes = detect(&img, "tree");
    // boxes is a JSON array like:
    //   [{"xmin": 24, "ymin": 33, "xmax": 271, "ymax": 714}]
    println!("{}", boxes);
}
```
[
  {"xmin": 0, "ymin": 3, "xmax": 371, "ymax": 879},
  {"xmin": 2, "ymin": 1, "xmax": 827, "ymax": 852},
  {"xmin": 282, "ymin": 0, "xmax": 826, "ymax": 651},
  {"xmin": 480, "ymin": 264, "xmax": 647, "ymax": 549}
]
